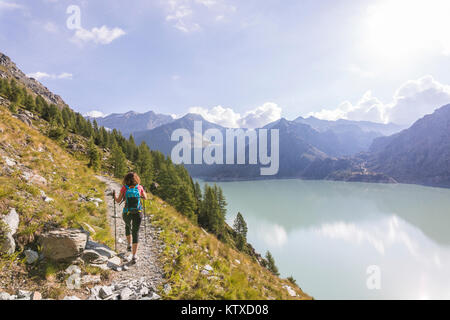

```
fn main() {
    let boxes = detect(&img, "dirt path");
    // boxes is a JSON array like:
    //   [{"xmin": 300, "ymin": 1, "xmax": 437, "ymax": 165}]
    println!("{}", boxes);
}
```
[{"xmin": 96, "ymin": 176, "xmax": 164, "ymax": 294}]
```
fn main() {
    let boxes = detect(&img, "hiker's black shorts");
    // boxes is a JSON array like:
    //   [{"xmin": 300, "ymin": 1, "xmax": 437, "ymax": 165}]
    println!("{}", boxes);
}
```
[{"xmin": 122, "ymin": 211, "xmax": 143, "ymax": 244}]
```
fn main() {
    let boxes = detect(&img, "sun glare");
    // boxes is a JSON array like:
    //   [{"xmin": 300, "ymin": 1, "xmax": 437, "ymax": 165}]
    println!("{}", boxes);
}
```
[{"xmin": 365, "ymin": 0, "xmax": 450, "ymax": 60}]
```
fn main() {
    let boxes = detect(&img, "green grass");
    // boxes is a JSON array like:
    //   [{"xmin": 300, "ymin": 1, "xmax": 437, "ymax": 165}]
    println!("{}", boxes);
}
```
[
  {"xmin": 0, "ymin": 105, "xmax": 114, "ymax": 296},
  {"xmin": 147, "ymin": 197, "xmax": 311, "ymax": 300}
]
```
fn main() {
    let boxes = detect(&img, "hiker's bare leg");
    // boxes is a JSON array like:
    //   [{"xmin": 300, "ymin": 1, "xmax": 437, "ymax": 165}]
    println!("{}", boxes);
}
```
[
  {"xmin": 132, "ymin": 243, "xmax": 138, "ymax": 256},
  {"xmin": 127, "ymin": 235, "xmax": 131, "ymax": 246}
]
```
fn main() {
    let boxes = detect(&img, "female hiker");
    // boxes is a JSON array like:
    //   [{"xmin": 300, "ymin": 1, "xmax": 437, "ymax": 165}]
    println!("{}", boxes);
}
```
[{"xmin": 113, "ymin": 172, "xmax": 148, "ymax": 264}]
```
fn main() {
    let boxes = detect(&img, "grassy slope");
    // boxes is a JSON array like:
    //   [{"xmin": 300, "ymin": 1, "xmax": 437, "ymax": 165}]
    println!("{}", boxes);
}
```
[
  {"xmin": 0, "ymin": 103, "xmax": 311, "ymax": 300},
  {"xmin": 147, "ymin": 197, "xmax": 311, "ymax": 300},
  {"xmin": 0, "ymin": 104, "xmax": 113, "ymax": 298}
]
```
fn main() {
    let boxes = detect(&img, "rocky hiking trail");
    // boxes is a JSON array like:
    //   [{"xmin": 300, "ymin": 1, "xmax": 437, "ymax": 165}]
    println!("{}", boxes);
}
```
[
  {"xmin": 0, "ymin": 175, "xmax": 165, "ymax": 301},
  {"xmin": 95, "ymin": 175, "xmax": 165, "ymax": 300}
]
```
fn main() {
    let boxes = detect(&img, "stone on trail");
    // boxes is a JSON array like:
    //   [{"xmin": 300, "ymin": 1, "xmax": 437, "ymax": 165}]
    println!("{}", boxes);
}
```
[
  {"xmin": 2, "ymin": 208, "xmax": 19, "ymax": 235},
  {"xmin": 149, "ymin": 292, "xmax": 161, "ymax": 300},
  {"xmin": 120, "ymin": 287, "xmax": 133, "ymax": 300},
  {"xmin": 81, "ymin": 275, "xmax": 101, "ymax": 285},
  {"xmin": 282, "ymin": 285, "xmax": 297, "ymax": 297},
  {"xmin": 81, "ymin": 249, "xmax": 108, "ymax": 264},
  {"xmin": 90, "ymin": 263, "xmax": 109, "ymax": 271},
  {"xmin": 16, "ymin": 290, "xmax": 32, "ymax": 299},
  {"xmin": 1, "ymin": 208, "xmax": 20, "ymax": 255},
  {"xmin": 0, "ymin": 292, "xmax": 11, "ymax": 300},
  {"xmin": 24, "ymin": 249, "xmax": 39, "ymax": 264},
  {"xmin": 163, "ymin": 284, "xmax": 171, "ymax": 294},
  {"xmin": 99, "ymin": 286, "xmax": 114, "ymax": 299},
  {"xmin": 203, "ymin": 264, "xmax": 213, "ymax": 272},
  {"xmin": 65, "ymin": 265, "xmax": 81, "ymax": 275},
  {"xmin": 107, "ymin": 256, "xmax": 122, "ymax": 268},
  {"xmin": 139, "ymin": 287, "xmax": 149, "ymax": 296},
  {"xmin": 39, "ymin": 229, "xmax": 88, "ymax": 261},
  {"xmin": 85, "ymin": 240, "xmax": 116, "ymax": 259},
  {"xmin": 31, "ymin": 292, "xmax": 42, "ymax": 300},
  {"xmin": 63, "ymin": 296, "xmax": 81, "ymax": 300},
  {"xmin": 2, "ymin": 156, "xmax": 16, "ymax": 167}
]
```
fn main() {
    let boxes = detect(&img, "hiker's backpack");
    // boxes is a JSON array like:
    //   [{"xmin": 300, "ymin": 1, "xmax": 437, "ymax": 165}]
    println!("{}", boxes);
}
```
[{"xmin": 124, "ymin": 185, "xmax": 142, "ymax": 213}]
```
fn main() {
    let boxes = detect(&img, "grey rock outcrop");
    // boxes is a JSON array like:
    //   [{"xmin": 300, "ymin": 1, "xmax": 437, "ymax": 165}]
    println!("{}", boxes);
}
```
[
  {"xmin": 39, "ymin": 229, "xmax": 88, "ymax": 261},
  {"xmin": 0, "ymin": 208, "xmax": 20, "ymax": 255}
]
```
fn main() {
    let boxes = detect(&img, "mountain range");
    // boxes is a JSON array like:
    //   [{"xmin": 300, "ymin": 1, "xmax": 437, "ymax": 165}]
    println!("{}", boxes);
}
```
[
  {"xmin": 364, "ymin": 104, "xmax": 450, "ymax": 187},
  {"xmin": 87, "ymin": 111, "xmax": 173, "ymax": 137},
  {"xmin": 126, "ymin": 104, "xmax": 450, "ymax": 187}
]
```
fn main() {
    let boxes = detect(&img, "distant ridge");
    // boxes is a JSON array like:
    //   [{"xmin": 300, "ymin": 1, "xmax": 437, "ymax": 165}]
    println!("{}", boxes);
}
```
[
  {"xmin": 86, "ymin": 110, "xmax": 174, "ymax": 136},
  {"xmin": 365, "ymin": 104, "xmax": 450, "ymax": 187}
]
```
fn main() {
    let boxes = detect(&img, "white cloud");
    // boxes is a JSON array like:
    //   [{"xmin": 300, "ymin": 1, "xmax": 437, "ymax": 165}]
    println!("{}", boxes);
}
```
[
  {"xmin": 189, "ymin": 102, "xmax": 282, "ymax": 128},
  {"xmin": 257, "ymin": 223, "xmax": 288, "ymax": 248},
  {"xmin": 72, "ymin": 26, "xmax": 126, "ymax": 45},
  {"xmin": 27, "ymin": 72, "xmax": 73, "ymax": 80},
  {"xmin": 316, "ymin": 216, "xmax": 417, "ymax": 256},
  {"xmin": 240, "ymin": 102, "xmax": 282, "ymax": 129},
  {"xmin": 84, "ymin": 110, "xmax": 107, "ymax": 118},
  {"xmin": 189, "ymin": 105, "xmax": 241, "ymax": 128},
  {"xmin": 0, "ymin": 1, "xmax": 24, "ymax": 11},
  {"xmin": 309, "ymin": 76, "xmax": 450, "ymax": 126},
  {"xmin": 164, "ymin": 0, "xmax": 235, "ymax": 32}
]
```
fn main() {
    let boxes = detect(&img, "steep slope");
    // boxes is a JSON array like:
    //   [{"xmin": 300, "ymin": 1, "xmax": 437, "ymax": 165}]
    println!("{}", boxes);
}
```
[
  {"xmin": 0, "ymin": 53, "xmax": 66, "ymax": 107},
  {"xmin": 88, "ymin": 111, "xmax": 174, "ymax": 137},
  {"xmin": 146, "ymin": 191, "xmax": 311, "ymax": 300},
  {"xmin": 366, "ymin": 104, "xmax": 450, "ymax": 187},
  {"xmin": 294, "ymin": 116, "xmax": 404, "ymax": 155},
  {"xmin": 0, "ymin": 53, "xmax": 310, "ymax": 300},
  {"xmin": 0, "ymin": 103, "xmax": 114, "ymax": 298}
]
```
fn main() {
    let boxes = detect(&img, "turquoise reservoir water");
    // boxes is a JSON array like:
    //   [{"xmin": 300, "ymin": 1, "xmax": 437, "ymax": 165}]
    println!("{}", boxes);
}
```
[{"xmin": 198, "ymin": 179, "xmax": 450, "ymax": 299}]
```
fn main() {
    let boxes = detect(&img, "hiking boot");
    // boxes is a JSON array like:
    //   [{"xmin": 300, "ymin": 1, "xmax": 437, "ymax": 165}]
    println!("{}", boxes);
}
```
[
  {"xmin": 127, "ymin": 245, "xmax": 132, "ymax": 252},
  {"xmin": 130, "ymin": 257, "xmax": 138, "ymax": 265}
]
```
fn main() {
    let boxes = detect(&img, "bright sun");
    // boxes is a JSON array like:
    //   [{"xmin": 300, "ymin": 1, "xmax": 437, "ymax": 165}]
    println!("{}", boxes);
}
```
[{"xmin": 365, "ymin": 0, "xmax": 450, "ymax": 60}]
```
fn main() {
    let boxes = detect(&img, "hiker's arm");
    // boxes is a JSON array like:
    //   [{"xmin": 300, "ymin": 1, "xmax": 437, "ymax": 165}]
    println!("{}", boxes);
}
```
[
  {"xmin": 114, "ymin": 190, "xmax": 124, "ymax": 203},
  {"xmin": 141, "ymin": 187, "xmax": 148, "ymax": 200}
]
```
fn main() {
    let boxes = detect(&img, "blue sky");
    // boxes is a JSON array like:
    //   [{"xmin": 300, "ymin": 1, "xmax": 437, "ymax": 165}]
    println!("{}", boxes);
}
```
[{"xmin": 1, "ymin": 0, "xmax": 450, "ymax": 127}]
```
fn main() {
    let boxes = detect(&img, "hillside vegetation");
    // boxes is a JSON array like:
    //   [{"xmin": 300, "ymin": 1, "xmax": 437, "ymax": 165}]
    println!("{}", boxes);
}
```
[
  {"xmin": 0, "ymin": 104, "xmax": 113, "ymax": 298},
  {"xmin": 0, "ymin": 51, "xmax": 311, "ymax": 300}
]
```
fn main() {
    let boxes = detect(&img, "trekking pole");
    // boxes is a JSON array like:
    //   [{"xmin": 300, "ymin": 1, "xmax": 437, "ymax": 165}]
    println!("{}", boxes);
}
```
[
  {"xmin": 113, "ymin": 190, "xmax": 117, "ymax": 252},
  {"xmin": 143, "ymin": 199, "xmax": 147, "ymax": 244}
]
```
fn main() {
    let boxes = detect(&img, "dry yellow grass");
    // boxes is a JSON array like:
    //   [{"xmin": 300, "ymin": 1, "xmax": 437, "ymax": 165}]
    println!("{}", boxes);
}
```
[{"xmin": 146, "ymin": 196, "xmax": 312, "ymax": 300}]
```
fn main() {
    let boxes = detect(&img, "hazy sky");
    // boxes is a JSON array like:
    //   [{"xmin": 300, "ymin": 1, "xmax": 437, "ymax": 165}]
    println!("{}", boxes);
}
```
[{"xmin": 1, "ymin": 0, "xmax": 450, "ymax": 127}]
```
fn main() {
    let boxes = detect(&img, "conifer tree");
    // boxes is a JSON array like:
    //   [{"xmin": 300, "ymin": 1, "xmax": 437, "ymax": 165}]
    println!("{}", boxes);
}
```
[
  {"xmin": 136, "ymin": 142, "xmax": 153, "ymax": 187},
  {"xmin": 87, "ymin": 138, "xmax": 101, "ymax": 171},
  {"xmin": 214, "ymin": 185, "xmax": 227, "ymax": 220},
  {"xmin": 233, "ymin": 212, "xmax": 248, "ymax": 250},
  {"xmin": 175, "ymin": 183, "xmax": 197, "ymax": 222},
  {"xmin": 264, "ymin": 251, "xmax": 280, "ymax": 276},
  {"xmin": 110, "ymin": 141, "xmax": 127, "ymax": 178},
  {"xmin": 194, "ymin": 181, "xmax": 202, "ymax": 213},
  {"xmin": 199, "ymin": 185, "xmax": 225, "ymax": 235}
]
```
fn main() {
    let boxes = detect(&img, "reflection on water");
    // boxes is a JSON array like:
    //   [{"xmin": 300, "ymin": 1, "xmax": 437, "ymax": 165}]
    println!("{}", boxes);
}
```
[{"xmin": 199, "ymin": 179, "xmax": 450, "ymax": 299}]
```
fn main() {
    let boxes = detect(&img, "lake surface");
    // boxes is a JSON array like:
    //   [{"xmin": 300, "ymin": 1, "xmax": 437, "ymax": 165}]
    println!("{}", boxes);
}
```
[{"xmin": 198, "ymin": 179, "xmax": 450, "ymax": 300}]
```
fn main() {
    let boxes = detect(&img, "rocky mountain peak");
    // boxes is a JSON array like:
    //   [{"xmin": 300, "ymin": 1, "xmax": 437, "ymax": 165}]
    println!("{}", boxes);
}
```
[{"xmin": 0, "ymin": 51, "xmax": 67, "ymax": 108}]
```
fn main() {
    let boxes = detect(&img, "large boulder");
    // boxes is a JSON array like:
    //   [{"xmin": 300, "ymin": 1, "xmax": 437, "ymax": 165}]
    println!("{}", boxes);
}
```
[
  {"xmin": 39, "ymin": 229, "xmax": 88, "ymax": 261},
  {"xmin": 3, "ymin": 208, "xmax": 19, "ymax": 235},
  {"xmin": 0, "ymin": 208, "xmax": 19, "ymax": 255}
]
